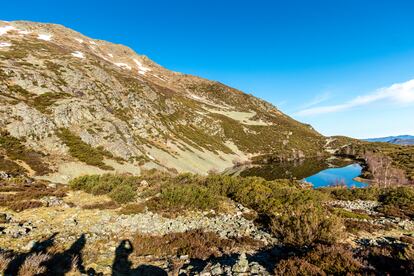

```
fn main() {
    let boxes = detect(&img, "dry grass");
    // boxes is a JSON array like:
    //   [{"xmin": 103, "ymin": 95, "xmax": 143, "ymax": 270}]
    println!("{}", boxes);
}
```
[
  {"xmin": 133, "ymin": 230, "xmax": 262, "ymax": 259},
  {"xmin": 18, "ymin": 252, "xmax": 50, "ymax": 276},
  {"xmin": 119, "ymin": 203, "xmax": 146, "ymax": 214},
  {"xmin": 0, "ymin": 252, "xmax": 12, "ymax": 272}
]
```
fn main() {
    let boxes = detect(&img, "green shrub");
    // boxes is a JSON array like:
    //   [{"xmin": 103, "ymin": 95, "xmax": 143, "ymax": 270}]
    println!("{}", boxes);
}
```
[
  {"xmin": 271, "ymin": 204, "xmax": 344, "ymax": 247},
  {"xmin": 109, "ymin": 185, "xmax": 136, "ymax": 204},
  {"xmin": 158, "ymin": 184, "xmax": 221, "ymax": 211},
  {"xmin": 378, "ymin": 187, "xmax": 414, "ymax": 218},
  {"xmin": 56, "ymin": 128, "xmax": 114, "ymax": 170},
  {"xmin": 320, "ymin": 186, "xmax": 380, "ymax": 201},
  {"xmin": 332, "ymin": 208, "xmax": 371, "ymax": 220},
  {"xmin": 69, "ymin": 174, "xmax": 140, "ymax": 204}
]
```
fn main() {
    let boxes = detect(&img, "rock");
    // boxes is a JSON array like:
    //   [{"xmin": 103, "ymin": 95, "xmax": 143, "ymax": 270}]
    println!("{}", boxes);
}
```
[
  {"xmin": 210, "ymin": 263, "xmax": 224, "ymax": 275},
  {"xmin": 40, "ymin": 196, "xmax": 67, "ymax": 207},
  {"xmin": 0, "ymin": 171, "xmax": 11, "ymax": 179},
  {"xmin": 23, "ymin": 240, "xmax": 36, "ymax": 251},
  {"xmin": 232, "ymin": 253, "xmax": 249, "ymax": 273}
]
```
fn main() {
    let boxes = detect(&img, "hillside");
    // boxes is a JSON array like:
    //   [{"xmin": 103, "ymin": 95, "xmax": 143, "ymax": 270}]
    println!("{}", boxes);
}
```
[{"xmin": 0, "ymin": 20, "xmax": 325, "ymax": 183}]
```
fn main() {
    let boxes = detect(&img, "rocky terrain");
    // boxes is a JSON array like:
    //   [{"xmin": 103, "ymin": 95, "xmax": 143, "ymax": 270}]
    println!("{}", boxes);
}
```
[
  {"xmin": 0, "ymin": 173, "xmax": 414, "ymax": 275},
  {"xmin": 0, "ymin": 20, "xmax": 324, "ymax": 184}
]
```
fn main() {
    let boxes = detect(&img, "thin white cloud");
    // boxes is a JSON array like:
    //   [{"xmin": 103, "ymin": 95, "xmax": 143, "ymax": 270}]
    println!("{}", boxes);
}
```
[
  {"xmin": 299, "ymin": 91, "xmax": 331, "ymax": 109},
  {"xmin": 296, "ymin": 79, "xmax": 414, "ymax": 116}
]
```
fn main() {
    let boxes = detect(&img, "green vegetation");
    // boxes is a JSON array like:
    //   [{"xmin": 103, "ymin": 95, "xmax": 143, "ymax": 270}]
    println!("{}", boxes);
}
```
[
  {"xmin": 336, "ymin": 140, "xmax": 414, "ymax": 181},
  {"xmin": 0, "ymin": 131, "xmax": 51, "ymax": 175},
  {"xmin": 31, "ymin": 92, "xmax": 71, "ymax": 114},
  {"xmin": 271, "ymin": 204, "xmax": 344, "ymax": 247},
  {"xmin": 320, "ymin": 186, "xmax": 381, "ymax": 201},
  {"xmin": 378, "ymin": 187, "xmax": 414, "ymax": 218},
  {"xmin": 56, "ymin": 128, "xmax": 114, "ymax": 170},
  {"xmin": 321, "ymin": 186, "xmax": 414, "ymax": 219},
  {"xmin": 69, "ymin": 174, "xmax": 140, "ymax": 204},
  {"xmin": 157, "ymin": 184, "xmax": 222, "ymax": 211}
]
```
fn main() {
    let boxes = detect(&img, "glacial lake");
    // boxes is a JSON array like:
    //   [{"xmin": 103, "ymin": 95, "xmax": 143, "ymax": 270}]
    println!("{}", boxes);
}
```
[
  {"xmin": 303, "ymin": 163, "xmax": 367, "ymax": 188},
  {"xmin": 238, "ymin": 158, "xmax": 367, "ymax": 188}
]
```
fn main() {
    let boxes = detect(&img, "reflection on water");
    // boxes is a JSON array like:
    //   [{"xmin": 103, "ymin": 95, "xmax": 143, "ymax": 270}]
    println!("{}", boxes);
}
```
[
  {"xmin": 238, "ymin": 158, "xmax": 366, "ymax": 188},
  {"xmin": 304, "ymin": 163, "xmax": 366, "ymax": 188}
]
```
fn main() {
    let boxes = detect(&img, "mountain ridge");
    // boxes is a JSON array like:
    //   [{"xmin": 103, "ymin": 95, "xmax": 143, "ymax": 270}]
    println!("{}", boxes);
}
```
[{"xmin": 364, "ymin": 135, "xmax": 414, "ymax": 145}]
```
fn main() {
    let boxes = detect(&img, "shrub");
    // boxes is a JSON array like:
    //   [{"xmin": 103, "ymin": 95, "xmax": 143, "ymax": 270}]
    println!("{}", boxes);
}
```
[
  {"xmin": 56, "ymin": 128, "xmax": 114, "ymax": 170},
  {"xmin": 332, "ymin": 208, "xmax": 371, "ymax": 220},
  {"xmin": 8, "ymin": 200, "xmax": 43, "ymax": 212},
  {"xmin": 69, "ymin": 174, "xmax": 140, "ymax": 204},
  {"xmin": 271, "ymin": 204, "xmax": 344, "ymax": 247},
  {"xmin": 274, "ymin": 258, "xmax": 325, "ymax": 276},
  {"xmin": 133, "ymin": 230, "xmax": 261, "ymax": 259},
  {"xmin": 109, "ymin": 185, "xmax": 136, "ymax": 204},
  {"xmin": 320, "ymin": 186, "xmax": 380, "ymax": 201},
  {"xmin": 274, "ymin": 244, "xmax": 364, "ymax": 275},
  {"xmin": 305, "ymin": 244, "xmax": 364, "ymax": 274},
  {"xmin": 158, "ymin": 184, "xmax": 221, "ymax": 211},
  {"xmin": 378, "ymin": 187, "xmax": 414, "ymax": 218}
]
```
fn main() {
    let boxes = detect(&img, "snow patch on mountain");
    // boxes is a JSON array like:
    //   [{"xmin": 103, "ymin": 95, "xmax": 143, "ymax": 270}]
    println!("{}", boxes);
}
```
[
  {"xmin": 133, "ymin": 59, "xmax": 150, "ymax": 75},
  {"xmin": 38, "ymin": 34, "xmax": 52, "ymax": 41},
  {"xmin": 71, "ymin": 51, "xmax": 85, "ymax": 59},
  {"xmin": 0, "ymin": 26, "xmax": 16, "ymax": 36}
]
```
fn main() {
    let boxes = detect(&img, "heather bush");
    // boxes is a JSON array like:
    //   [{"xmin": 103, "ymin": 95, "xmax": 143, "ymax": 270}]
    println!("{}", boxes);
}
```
[
  {"xmin": 274, "ymin": 258, "xmax": 325, "ymax": 276},
  {"xmin": 274, "ymin": 244, "xmax": 364, "ymax": 275},
  {"xmin": 271, "ymin": 204, "xmax": 344, "ymax": 247}
]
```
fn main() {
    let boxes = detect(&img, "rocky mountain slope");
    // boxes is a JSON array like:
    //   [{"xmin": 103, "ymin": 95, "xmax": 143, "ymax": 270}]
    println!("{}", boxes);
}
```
[{"xmin": 0, "ymin": 20, "xmax": 324, "ymax": 182}]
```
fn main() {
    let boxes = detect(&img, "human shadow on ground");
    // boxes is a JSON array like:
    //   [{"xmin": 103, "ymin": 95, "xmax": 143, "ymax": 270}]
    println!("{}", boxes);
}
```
[
  {"xmin": 112, "ymin": 240, "xmax": 168, "ymax": 276},
  {"xmin": 4, "ymin": 232, "xmax": 57, "ymax": 275},
  {"xmin": 42, "ymin": 233, "xmax": 87, "ymax": 275}
]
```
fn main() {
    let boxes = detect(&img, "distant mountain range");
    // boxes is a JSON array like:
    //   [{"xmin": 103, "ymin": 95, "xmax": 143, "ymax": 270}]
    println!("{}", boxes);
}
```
[{"xmin": 364, "ymin": 135, "xmax": 414, "ymax": 145}]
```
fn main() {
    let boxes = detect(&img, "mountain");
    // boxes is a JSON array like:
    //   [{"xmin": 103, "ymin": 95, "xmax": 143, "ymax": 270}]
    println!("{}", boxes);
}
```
[
  {"xmin": 364, "ymin": 135, "xmax": 414, "ymax": 145},
  {"xmin": 0, "ymin": 20, "xmax": 325, "ymax": 183}
]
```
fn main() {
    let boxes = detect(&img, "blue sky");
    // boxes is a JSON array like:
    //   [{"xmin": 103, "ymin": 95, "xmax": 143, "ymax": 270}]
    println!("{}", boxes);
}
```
[{"xmin": 1, "ymin": 0, "xmax": 414, "ymax": 138}]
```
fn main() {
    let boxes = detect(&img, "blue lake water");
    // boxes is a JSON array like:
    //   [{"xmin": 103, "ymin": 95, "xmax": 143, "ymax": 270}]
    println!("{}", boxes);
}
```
[{"xmin": 304, "ymin": 163, "xmax": 367, "ymax": 188}]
